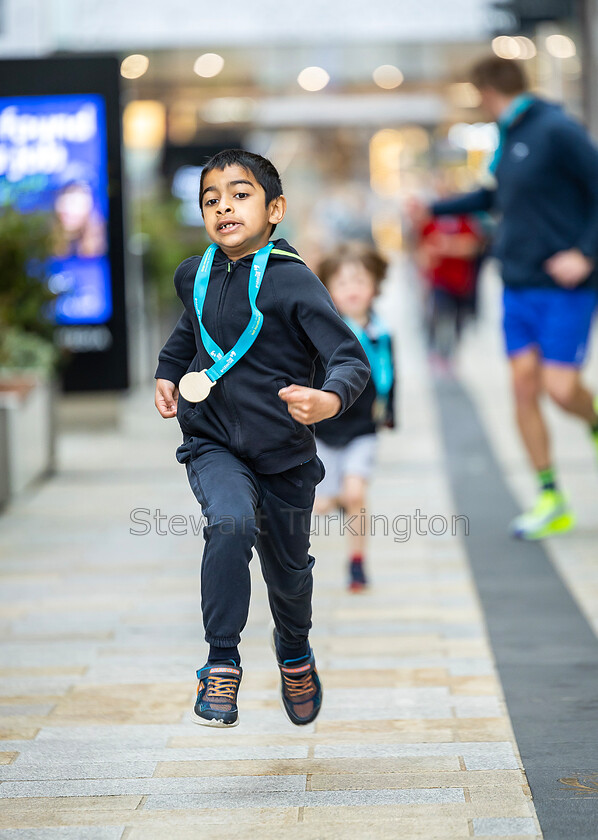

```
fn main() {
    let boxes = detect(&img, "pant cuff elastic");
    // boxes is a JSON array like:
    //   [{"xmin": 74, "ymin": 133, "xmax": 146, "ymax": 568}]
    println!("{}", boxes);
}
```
[{"xmin": 205, "ymin": 634, "xmax": 241, "ymax": 647}]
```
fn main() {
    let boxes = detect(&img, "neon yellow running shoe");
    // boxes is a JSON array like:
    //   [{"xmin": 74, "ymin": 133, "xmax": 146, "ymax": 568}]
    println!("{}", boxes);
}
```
[{"xmin": 510, "ymin": 489, "xmax": 576, "ymax": 541}]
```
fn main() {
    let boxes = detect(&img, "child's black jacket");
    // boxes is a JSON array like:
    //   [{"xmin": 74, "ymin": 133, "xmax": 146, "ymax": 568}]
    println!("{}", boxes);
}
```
[
  {"xmin": 155, "ymin": 239, "xmax": 371, "ymax": 473},
  {"xmin": 313, "ymin": 333, "xmax": 396, "ymax": 448}
]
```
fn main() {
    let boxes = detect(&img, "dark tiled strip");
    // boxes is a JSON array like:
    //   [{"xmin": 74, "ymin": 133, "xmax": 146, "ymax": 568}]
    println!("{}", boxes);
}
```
[{"xmin": 434, "ymin": 377, "xmax": 598, "ymax": 840}]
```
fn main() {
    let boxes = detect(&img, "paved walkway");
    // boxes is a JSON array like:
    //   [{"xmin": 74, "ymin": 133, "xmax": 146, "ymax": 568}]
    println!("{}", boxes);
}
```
[{"xmin": 0, "ymin": 263, "xmax": 596, "ymax": 838}]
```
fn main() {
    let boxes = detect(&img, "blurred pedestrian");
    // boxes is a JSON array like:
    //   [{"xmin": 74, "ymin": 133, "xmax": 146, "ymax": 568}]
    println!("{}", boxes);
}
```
[
  {"xmin": 412, "ymin": 56, "xmax": 598, "ymax": 540},
  {"xmin": 313, "ymin": 242, "xmax": 396, "ymax": 591},
  {"xmin": 408, "ymin": 180, "xmax": 486, "ymax": 374},
  {"xmin": 154, "ymin": 150, "xmax": 370, "ymax": 727}
]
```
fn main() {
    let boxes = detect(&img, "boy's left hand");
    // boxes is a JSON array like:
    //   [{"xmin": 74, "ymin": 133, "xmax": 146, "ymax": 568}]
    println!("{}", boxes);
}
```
[{"xmin": 278, "ymin": 385, "xmax": 341, "ymax": 425}]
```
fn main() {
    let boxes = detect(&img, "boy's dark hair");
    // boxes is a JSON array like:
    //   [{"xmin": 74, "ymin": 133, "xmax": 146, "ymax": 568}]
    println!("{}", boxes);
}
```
[
  {"xmin": 317, "ymin": 241, "xmax": 388, "ymax": 295},
  {"xmin": 470, "ymin": 56, "xmax": 528, "ymax": 95},
  {"xmin": 199, "ymin": 149, "xmax": 283, "ymax": 234}
]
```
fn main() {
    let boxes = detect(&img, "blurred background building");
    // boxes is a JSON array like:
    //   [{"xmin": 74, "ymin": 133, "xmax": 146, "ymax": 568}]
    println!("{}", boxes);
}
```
[
  {"xmin": 0, "ymin": 0, "xmax": 592, "ymax": 500},
  {"xmin": 0, "ymin": 0, "xmax": 590, "ymax": 368}
]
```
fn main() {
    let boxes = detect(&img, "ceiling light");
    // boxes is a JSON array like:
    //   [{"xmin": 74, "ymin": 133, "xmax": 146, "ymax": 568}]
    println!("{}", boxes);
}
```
[
  {"xmin": 492, "ymin": 36, "xmax": 520, "ymax": 60},
  {"xmin": 194, "ymin": 53, "xmax": 225, "ymax": 78},
  {"xmin": 120, "ymin": 54, "xmax": 149, "ymax": 80},
  {"xmin": 373, "ymin": 65, "xmax": 404, "ymax": 90},
  {"xmin": 515, "ymin": 36, "xmax": 536, "ymax": 59},
  {"xmin": 297, "ymin": 66, "xmax": 330, "ymax": 92},
  {"xmin": 546, "ymin": 34, "xmax": 576, "ymax": 59}
]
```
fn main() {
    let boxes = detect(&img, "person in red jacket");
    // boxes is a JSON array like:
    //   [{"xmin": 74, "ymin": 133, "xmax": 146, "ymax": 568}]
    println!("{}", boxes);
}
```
[{"xmin": 411, "ymin": 200, "xmax": 485, "ymax": 372}]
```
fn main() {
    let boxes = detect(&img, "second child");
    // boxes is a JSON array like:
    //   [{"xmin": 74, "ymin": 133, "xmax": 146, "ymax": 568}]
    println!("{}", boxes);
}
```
[{"xmin": 313, "ymin": 242, "xmax": 396, "ymax": 591}]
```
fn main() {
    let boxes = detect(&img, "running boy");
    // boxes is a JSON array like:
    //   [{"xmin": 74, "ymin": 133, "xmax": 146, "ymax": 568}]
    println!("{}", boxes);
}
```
[
  {"xmin": 313, "ymin": 242, "xmax": 396, "ymax": 591},
  {"xmin": 154, "ymin": 150, "xmax": 370, "ymax": 727}
]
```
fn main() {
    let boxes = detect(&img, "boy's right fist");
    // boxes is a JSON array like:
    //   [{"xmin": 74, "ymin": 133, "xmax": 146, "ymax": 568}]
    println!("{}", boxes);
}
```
[{"xmin": 155, "ymin": 379, "xmax": 178, "ymax": 418}]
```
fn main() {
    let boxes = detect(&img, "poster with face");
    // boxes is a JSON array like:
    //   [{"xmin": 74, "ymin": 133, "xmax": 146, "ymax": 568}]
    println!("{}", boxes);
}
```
[{"xmin": 0, "ymin": 93, "xmax": 112, "ymax": 324}]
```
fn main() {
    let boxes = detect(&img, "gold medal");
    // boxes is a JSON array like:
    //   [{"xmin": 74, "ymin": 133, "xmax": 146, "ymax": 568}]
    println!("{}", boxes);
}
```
[{"xmin": 178, "ymin": 369, "xmax": 215, "ymax": 402}]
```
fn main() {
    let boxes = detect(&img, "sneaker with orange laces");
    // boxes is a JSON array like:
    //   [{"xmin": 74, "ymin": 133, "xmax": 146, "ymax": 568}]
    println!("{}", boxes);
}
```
[
  {"xmin": 271, "ymin": 627, "xmax": 322, "ymax": 726},
  {"xmin": 192, "ymin": 661, "xmax": 242, "ymax": 727}
]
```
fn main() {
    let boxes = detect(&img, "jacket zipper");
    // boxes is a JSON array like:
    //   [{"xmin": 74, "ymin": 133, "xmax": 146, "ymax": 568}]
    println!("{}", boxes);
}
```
[{"xmin": 214, "ymin": 258, "xmax": 242, "ymax": 452}]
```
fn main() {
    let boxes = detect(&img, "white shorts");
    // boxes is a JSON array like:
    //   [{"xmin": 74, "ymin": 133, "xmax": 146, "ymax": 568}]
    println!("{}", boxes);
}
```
[{"xmin": 315, "ymin": 434, "xmax": 378, "ymax": 499}]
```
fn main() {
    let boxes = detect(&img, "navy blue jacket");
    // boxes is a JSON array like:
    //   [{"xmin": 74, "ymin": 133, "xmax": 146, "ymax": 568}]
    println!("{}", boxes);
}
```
[
  {"xmin": 155, "ymin": 239, "xmax": 371, "ymax": 473},
  {"xmin": 314, "ymin": 333, "xmax": 396, "ymax": 447},
  {"xmin": 432, "ymin": 99, "xmax": 598, "ymax": 289}
]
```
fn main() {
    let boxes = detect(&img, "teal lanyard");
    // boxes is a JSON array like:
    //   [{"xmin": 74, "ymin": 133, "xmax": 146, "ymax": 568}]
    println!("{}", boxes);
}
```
[
  {"xmin": 489, "ymin": 93, "xmax": 535, "ymax": 175},
  {"xmin": 344, "ymin": 314, "xmax": 393, "ymax": 397},
  {"xmin": 192, "ymin": 242, "xmax": 273, "ymax": 383}
]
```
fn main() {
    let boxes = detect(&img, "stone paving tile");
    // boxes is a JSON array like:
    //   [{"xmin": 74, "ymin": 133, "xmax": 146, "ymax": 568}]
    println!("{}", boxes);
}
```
[
  {"xmin": 311, "ymin": 716, "xmax": 512, "ymax": 742},
  {"xmin": 29, "ymin": 724, "xmax": 184, "ymax": 743},
  {"xmin": 298, "ymin": 803, "xmax": 516, "ymax": 824},
  {"xmin": 142, "ymin": 787, "xmax": 466, "ymax": 810},
  {"xmin": 0, "ymin": 678, "xmax": 78, "ymax": 697},
  {"xmin": 0, "ymin": 744, "xmax": 310, "ymax": 765},
  {"xmin": 318, "ymin": 655, "xmax": 495, "ymax": 674},
  {"xmin": 308, "ymin": 770, "xmax": 527, "ymax": 790},
  {"xmin": 0, "ymin": 668, "xmax": 88, "ymax": 678},
  {"xmin": 154, "ymin": 756, "xmax": 463, "ymax": 776},
  {"xmin": 0, "ymin": 728, "xmax": 39, "ymax": 741},
  {"xmin": 0, "ymin": 796, "xmax": 143, "ymax": 817},
  {"xmin": 0, "ymin": 649, "xmax": 98, "ymax": 670},
  {"xmin": 0, "ymin": 717, "xmax": 54, "ymax": 731},
  {"xmin": 125, "ymin": 826, "xmax": 468, "ymax": 840},
  {"xmin": 47, "ymin": 683, "xmax": 191, "ymax": 724},
  {"xmin": 0, "ymin": 760, "xmax": 159, "ymax": 780},
  {"xmin": 330, "ymin": 620, "xmax": 482, "ymax": 638},
  {"xmin": 0, "ymin": 803, "xmax": 299, "ymax": 830},
  {"xmin": 473, "ymin": 817, "xmax": 538, "ymax": 835},
  {"xmin": 0, "ymin": 774, "xmax": 307, "ymax": 799},
  {"xmin": 315, "ymin": 667, "xmax": 453, "ymax": 688},
  {"xmin": 314, "ymin": 741, "xmax": 519, "ymax": 771},
  {"xmin": 468, "ymin": 787, "xmax": 534, "ymax": 813},
  {"xmin": 0, "ymin": 705, "xmax": 55, "ymax": 716},
  {"xmin": 452, "ymin": 696, "xmax": 502, "ymax": 718},
  {"xmin": 0, "ymin": 829, "xmax": 126, "ymax": 840},
  {"xmin": 450, "ymin": 676, "xmax": 499, "ymax": 695}
]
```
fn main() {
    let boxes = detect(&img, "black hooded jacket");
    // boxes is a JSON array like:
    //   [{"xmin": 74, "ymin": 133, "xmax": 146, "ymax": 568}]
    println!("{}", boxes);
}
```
[
  {"xmin": 313, "ymin": 332, "xmax": 396, "ymax": 448},
  {"xmin": 155, "ymin": 239, "xmax": 371, "ymax": 473}
]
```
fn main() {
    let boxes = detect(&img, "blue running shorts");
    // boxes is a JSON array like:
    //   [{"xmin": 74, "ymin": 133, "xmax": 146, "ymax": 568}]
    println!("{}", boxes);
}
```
[{"xmin": 502, "ymin": 286, "xmax": 597, "ymax": 366}]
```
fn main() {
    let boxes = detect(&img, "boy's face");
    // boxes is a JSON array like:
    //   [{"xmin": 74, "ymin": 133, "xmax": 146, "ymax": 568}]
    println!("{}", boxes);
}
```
[
  {"xmin": 327, "ymin": 261, "xmax": 377, "ymax": 322},
  {"xmin": 200, "ymin": 164, "xmax": 286, "ymax": 259}
]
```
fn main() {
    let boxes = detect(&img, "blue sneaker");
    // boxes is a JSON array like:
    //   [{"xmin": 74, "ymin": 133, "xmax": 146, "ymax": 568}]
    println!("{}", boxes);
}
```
[
  {"xmin": 192, "ymin": 661, "xmax": 242, "ymax": 727},
  {"xmin": 270, "ymin": 626, "xmax": 322, "ymax": 726}
]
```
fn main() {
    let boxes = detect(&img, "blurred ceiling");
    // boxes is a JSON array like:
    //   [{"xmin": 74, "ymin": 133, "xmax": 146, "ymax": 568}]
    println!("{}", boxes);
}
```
[{"xmin": 0, "ymin": 0, "xmax": 495, "ymax": 54}]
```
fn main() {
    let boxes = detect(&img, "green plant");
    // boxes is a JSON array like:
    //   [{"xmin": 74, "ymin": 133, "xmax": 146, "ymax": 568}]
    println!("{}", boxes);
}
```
[
  {"xmin": 0, "ymin": 208, "xmax": 55, "ymax": 339},
  {"xmin": 135, "ymin": 196, "xmax": 210, "ymax": 310},
  {"xmin": 0, "ymin": 327, "xmax": 58, "ymax": 377},
  {"xmin": 0, "ymin": 208, "xmax": 59, "ymax": 377}
]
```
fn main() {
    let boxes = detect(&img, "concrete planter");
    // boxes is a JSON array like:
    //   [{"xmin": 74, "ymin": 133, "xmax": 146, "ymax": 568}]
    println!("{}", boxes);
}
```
[{"xmin": 0, "ymin": 374, "xmax": 55, "ymax": 510}]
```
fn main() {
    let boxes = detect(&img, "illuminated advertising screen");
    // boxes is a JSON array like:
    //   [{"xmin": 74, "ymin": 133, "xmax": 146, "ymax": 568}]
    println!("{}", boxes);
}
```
[
  {"xmin": 0, "ymin": 94, "xmax": 111, "ymax": 324},
  {"xmin": 0, "ymin": 56, "xmax": 128, "ymax": 391}
]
